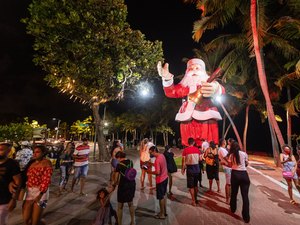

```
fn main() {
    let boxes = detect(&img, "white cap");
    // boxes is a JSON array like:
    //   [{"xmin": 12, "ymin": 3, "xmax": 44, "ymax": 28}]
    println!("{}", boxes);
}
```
[
  {"xmin": 187, "ymin": 58, "xmax": 206, "ymax": 71},
  {"xmin": 20, "ymin": 141, "xmax": 30, "ymax": 146}
]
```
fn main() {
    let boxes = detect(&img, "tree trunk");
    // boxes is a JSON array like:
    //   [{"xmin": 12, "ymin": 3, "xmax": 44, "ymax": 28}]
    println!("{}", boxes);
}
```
[
  {"xmin": 220, "ymin": 101, "xmax": 244, "ymax": 151},
  {"xmin": 250, "ymin": 0, "xmax": 284, "ymax": 149},
  {"xmin": 224, "ymin": 123, "xmax": 232, "ymax": 139},
  {"xmin": 91, "ymin": 103, "xmax": 108, "ymax": 161},
  {"xmin": 222, "ymin": 114, "xmax": 227, "ymax": 138},
  {"xmin": 243, "ymin": 105, "xmax": 250, "ymax": 152},
  {"xmin": 268, "ymin": 119, "xmax": 281, "ymax": 167},
  {"xmin": 287, "ymin": 86, "xmax": 292, "ymax": 146}
]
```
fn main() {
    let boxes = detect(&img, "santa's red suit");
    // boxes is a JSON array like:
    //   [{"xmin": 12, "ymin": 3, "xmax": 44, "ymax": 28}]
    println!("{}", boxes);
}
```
[{"xmin": 160, "ymin": 58, "xmax": 224, "ymax": 147}]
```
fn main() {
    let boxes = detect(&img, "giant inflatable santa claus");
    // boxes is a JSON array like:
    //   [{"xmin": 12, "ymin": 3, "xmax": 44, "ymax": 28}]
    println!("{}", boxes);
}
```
[{"xmin": 157, "ymin": 58, "xmax": 224, "ymax": 147}]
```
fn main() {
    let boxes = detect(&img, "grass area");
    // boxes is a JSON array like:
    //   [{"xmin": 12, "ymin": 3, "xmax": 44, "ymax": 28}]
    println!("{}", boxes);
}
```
[
  {"xmin": 174, "ymin": 156, "xmax": 182, "ymax": 169},
  {"xmin": 174, "ymin": 156, "xmax": 224, "ymax": 172}
]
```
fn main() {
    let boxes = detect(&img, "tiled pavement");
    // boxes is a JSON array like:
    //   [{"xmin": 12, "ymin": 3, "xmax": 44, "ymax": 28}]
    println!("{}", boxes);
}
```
[{"xmin": 8, "ymin": 148, "xmax": 300, "ymax": 225}]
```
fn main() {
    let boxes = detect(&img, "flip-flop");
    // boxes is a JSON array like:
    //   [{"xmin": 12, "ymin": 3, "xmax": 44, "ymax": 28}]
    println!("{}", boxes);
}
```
[
  {"xmin": 290, "ymin": 200, "xmax": 297, "ymax": 205},
  {"xmin": 154, "ymin": 214, "xmax": 166, "ymax": 219}
]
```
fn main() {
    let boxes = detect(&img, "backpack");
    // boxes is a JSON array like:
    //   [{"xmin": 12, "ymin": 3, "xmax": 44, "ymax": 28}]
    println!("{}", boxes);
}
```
[
  {"xmin": 119, "ymin": 160, "xmax": 137, "ymax": 181},
  {"xmin": 205, "ymin": 148, "xmax": 215, "ymax": 166},
  {"xmin": 164, "ymin": 152, "xmax": 177, "ymax": 173}
]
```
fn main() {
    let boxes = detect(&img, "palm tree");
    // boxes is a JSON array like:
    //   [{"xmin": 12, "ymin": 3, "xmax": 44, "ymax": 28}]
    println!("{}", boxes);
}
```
[
  {"xmin": 275, "ymin": 60, "xmax": 300, "ymax": 145},
  {"xmin": 183, "ymin": 0, "xmax": 299, "ymax": 165}
]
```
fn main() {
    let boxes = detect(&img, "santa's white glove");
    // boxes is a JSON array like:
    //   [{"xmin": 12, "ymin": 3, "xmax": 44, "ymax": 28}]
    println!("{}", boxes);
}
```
[
  {"xmin": 201, "ymin": 81, "xmax": 220, "ymax": 97},
  {"xmin": 157, "ymin": 61, "xmax": 174, "ymax": 80}
]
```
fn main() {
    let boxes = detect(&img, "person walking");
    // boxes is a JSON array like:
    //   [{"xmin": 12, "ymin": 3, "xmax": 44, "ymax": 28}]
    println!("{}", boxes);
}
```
[
  {"xmin": 22, "ymin": 145, "xmax": 53, "ymax": 225},
  {"xmin": 58, "ymin": 142, "xmax": 73, "ymax": 195},
  {"xmin": 146, "ymin": 146, "xmax": 168, "ymax": 219},
  {"xmin": 226, "ymin": 141, "xmax": 250, "ymax": 223},
  {"xmin": 163, "ymin": 145, "xmax": 178, "ymax": 196},
  {"xmin": 114, "ymin": 151, "xmax": 135, "ymax": 225},
  {"xmin": 181, "ymin": 138, "xmax": 201, "ymax": 206},
  {"xmin": 280, "ymin": 144, "xmax": 300, "ymax": 205},
  {"xmin": 110, "ymin": 140, "xmax": 123, "ymax": 184},
  {"xmin": 15, "ymin": 141, "xmax": 33, "ymax": 171},
  {"xmin": 204, "ymin": 141, "xmax": 220, "ymax": 192},
  {"xmin": 139, "ymin": 138, "xmax": 153, "ymax": 190},
  {"xmin": 297, "ymin": 144, "xmax": 300, "ymax": 183},
  {"xmin": 218, "ymin": 138, "xmax": 231, "ymax": 204},
  {"xmin": 0, "ymin": 142, "xmax": 21, "ymax": 225},
  {"xmin": 71, "ymin": 138, "xmax": 90, "ymax": 195}
]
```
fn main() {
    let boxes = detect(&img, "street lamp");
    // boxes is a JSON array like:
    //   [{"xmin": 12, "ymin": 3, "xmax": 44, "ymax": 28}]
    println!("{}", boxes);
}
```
[
  {"xmin": 137, "ymin": 81, "xmax": 154, "ymax": 98},
  {"xmin": 52, "ymin": 118, "xmax": 61, "ymax": 141},
  {"xmin": 215, "ymin": 96, "xmax": 243, "ymax": 150}
]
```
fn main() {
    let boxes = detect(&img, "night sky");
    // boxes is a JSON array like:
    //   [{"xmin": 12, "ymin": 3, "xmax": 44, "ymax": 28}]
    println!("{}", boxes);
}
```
[
  {"xmin": 0, "ymin": 0, "xmax": 298, "ymax": 152},
  {"xmin": 0, "ymin": 0, "xmax": 199, "ymax": 124}
]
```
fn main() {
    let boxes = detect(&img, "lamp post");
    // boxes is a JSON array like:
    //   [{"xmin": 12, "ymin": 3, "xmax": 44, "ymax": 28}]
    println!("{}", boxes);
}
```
[
  {"xmin": 215, "ymin": 96, "xmax": 244, "ymax": 151},
  {"xmin": 52, "ymin": 118, "xmax": 61, "ymax": 141}
]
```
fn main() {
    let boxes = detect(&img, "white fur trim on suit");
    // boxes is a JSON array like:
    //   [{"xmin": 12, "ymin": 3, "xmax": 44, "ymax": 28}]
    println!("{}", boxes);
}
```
[
  {"xmin": 175, "ymin": 101, "xmax": 222, "ymax": 122},
  {"xmin": 162, "ymin": 78, "xmax": 174, "ymax": 87}
]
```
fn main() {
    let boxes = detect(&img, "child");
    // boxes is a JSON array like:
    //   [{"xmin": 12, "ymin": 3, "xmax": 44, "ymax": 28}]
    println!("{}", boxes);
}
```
[{"xmin": 92, "ymin": 187, "xmax": 118, "ymax": 225}]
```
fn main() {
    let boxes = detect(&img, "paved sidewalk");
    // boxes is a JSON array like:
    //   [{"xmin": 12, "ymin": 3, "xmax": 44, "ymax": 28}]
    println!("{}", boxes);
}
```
[{"xmin": 8, "ymin": 148, "xmax": 300, "ymax": 225}]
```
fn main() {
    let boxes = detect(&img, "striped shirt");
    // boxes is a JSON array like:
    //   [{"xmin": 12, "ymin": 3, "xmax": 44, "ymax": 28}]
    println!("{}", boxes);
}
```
[
  {"xmin": 73, "ymin": 144, "xmax": 90, "ymax": 166},
  {"xmin": 182, "ymin": 146, "xmax": 200, "ymax": 173}
]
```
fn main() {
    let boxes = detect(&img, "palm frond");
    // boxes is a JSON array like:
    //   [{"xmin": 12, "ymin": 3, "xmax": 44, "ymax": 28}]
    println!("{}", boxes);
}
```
[
  {"xmin": 288, "ymin": 0, "xmax": 300, "ymax": 15},
  {"xmin": 266, "ymin": 33, "xmax": 300, "ymax": 60},
  {"xmin": 192, "ymin": 16, "xmax": 211, "ymax": 41},
  {"xmin": 273, "ymin": 17, "xmax": 300, "ymax": 40},
  {"xmin": 285, "ymin": 92, "xmax": 300, "ymax": 116},
  {"xmin": 275, "ymin": 70, "xmax": 300, "ymax": 89}
]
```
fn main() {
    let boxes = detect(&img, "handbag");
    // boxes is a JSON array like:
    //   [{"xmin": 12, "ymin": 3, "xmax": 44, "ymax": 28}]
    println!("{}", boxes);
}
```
[
  {"xmin": 282, "ymin": 163, "xmax": 293, "ymax": 179},
  {"xmin": 282, "ymin": 171, "xmax": 293, "ymax": 179}
]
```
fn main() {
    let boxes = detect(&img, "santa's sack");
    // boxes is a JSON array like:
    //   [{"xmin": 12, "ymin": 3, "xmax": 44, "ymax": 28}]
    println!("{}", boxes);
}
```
[{"xmin": 282, "ymin": 171, "xmax": 293, "ymax": 179}]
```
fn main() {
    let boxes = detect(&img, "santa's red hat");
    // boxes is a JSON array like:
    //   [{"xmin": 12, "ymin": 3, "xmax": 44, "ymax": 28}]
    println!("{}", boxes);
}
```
[{"xmin": 187, "ymin": 58, "xmax": 206, "ymax": 71}]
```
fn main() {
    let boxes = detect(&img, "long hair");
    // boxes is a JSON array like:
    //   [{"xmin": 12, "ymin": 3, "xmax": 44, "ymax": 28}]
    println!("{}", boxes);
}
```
[
  {"xmin": 110, "ymin": 140, "xmax": 119, "ymax": 156},
  {"xmin": 230, "ymin": 141, "xmax": 241, "ymax": 165}
]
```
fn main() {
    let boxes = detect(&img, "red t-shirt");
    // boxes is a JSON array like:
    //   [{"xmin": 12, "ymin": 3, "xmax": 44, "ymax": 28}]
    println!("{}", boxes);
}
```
[{"xmin": 154, "ymin": 154, "xmax": 168, "ymax": 184}]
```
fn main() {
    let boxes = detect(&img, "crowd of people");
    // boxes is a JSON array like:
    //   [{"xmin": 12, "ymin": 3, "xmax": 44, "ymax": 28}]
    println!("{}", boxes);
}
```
[{"xmin": 1, "ymin": 138, "xmax": 300, "ymax": 225}]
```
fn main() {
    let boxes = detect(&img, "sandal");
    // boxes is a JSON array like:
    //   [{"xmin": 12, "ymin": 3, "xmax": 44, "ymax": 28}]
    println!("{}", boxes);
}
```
[
  {"xmin": 154, "ymin": 214, "xmax": 166, "ymax": 219},
  {"xmin": 290, "ymin": 200, "xmax": 297, "ymax": 205}
]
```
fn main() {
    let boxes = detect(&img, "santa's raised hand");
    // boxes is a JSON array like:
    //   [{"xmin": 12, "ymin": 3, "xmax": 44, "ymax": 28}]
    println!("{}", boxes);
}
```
[{"xmin": 157, "ymin": 61, "xmax": 174, "ymax": 80}]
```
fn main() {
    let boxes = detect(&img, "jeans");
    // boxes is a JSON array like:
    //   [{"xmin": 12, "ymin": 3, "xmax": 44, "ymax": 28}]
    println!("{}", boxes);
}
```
[
  {"xmin": 230, "ymin": 170, "xmax": 250, "ymax": 221},
  {"xmin": 73, "ymin": 164, "xmax": 89, "ymax": 179},
  {"xmin": 59, "ymin": 165, "xmax": 70, "ymax": 187}
]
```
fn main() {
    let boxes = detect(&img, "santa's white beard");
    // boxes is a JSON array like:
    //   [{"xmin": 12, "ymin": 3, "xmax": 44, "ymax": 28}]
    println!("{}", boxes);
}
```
[{"xmin": 180, "ymin": 70, "xmax": 209, "ymax": 93}]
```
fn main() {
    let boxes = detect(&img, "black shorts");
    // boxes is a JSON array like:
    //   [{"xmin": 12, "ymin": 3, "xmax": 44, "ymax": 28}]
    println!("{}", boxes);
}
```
[
  {"xmin": 186, "ymin": 172, "xmax": 199, "ymax": 188},
  {"xmin": 156, "ymin": 178, "xmax": 168, "ymax": 200}
]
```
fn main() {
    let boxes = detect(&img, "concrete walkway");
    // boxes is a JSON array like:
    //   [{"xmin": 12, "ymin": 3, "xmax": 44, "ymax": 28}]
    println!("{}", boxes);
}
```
[{"xmin": 8, "ymin": 148, "xmax": 300, "ymax": 225}]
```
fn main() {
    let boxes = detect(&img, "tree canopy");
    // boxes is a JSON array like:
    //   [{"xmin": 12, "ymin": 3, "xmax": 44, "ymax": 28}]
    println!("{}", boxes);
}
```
[{"xmin": 23, "ymin": 0, "xmax": 164, "ymax": 105}]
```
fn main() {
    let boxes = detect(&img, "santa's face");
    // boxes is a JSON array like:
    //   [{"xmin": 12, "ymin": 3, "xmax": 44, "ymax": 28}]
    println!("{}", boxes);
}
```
[{"xmin": 180, "ymin": 63, "xmax": 208, "ymax": 89}]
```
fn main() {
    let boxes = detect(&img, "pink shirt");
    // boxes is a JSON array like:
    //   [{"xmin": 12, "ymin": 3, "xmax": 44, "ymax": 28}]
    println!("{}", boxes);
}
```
[{"xmin": 154, "ymin": 154, "xmax": 168, "ymax": 184}]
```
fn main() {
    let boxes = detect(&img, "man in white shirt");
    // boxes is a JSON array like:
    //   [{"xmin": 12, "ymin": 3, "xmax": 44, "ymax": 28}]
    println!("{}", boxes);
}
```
[
  {"xmin": 218, "ymin": 138, "xmax": 231, "ymax": 204},
  {"xmin": 71, "ymin": 138, "xmax": 90, "ymax": 195}
]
